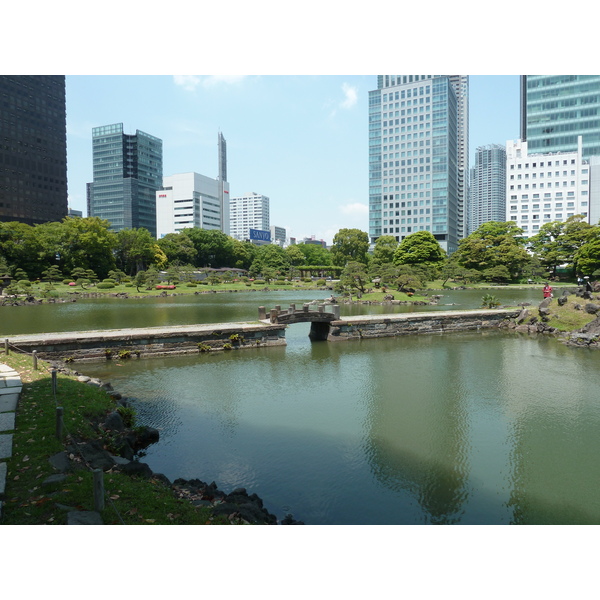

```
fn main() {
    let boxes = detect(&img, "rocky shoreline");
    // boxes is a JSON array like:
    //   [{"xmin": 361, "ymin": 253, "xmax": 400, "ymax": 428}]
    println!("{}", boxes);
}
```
[
  {"xmin": 502, "ymin": 284, "xmax": 600, "ymax": 349},
  {"xmin": 46, "ymin": 365, "xmax": 302, "ymax": 525}
]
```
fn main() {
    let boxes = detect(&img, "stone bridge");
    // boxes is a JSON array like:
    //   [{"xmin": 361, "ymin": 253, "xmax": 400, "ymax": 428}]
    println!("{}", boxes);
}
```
[{"xmin": 258, "ymin": 304, "xmax": 340, "ymax": 340}]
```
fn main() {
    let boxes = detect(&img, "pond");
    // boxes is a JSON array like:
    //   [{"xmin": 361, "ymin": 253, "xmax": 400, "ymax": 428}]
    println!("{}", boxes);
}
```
[{"xmin": 5, "ymin": 287, "xmax": 594, "ymax": 524}]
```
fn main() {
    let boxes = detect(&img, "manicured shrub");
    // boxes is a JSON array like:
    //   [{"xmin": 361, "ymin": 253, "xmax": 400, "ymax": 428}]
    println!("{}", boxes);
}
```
[{"xmin": 97, "ymin": 282, "xmax": 116, "ymax": 289}]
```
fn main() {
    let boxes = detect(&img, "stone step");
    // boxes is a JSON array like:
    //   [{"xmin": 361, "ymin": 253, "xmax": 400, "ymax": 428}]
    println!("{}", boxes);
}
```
[
  {"xmin": 0, "ymin": 433, "xmax": 13, "ymax": 460},
  {"xmin": 0, "ymin": 394, "xmax": 19, "ymax": 412},
  {"xmin": 0, "ymin": 461, "xmax": 6, "ymax": 497},
  {"xmin": 0, "ymin": 376, "xmax": 22, "ymax": 388},
  {"xmin": 0, "ymin": 386, "xmax": 23, "ymax": 396},
  {"xmin": 0, "ymin": 412, "xmax": 15, "ymax": 432}
]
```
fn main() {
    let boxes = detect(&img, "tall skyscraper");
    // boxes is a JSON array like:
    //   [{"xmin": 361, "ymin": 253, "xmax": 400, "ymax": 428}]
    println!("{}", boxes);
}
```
[
  {"xmin": 90, "ymin": 123, "xmax": 162, "ymax": 237},
  {"xmin": 468, "ymin": 144, "xmax": 506, "ymax": 234},
  {"xmin": 218, "ymin": 132, "xmax": 230, "ymax": 235},
  {"xmin": 0, "ymin": 75, "xmax": 68, "ymax": 225},
  {"xmin": 521, "ymin": 75, "xmax": 600, "ymax": 159},
  {"xmin": 229, "ymin": 193, "xmax": 270, "ymax": 241},
  {"xmin": 369, "ymin": 75, "xmax": 468, "ymax": 254}
]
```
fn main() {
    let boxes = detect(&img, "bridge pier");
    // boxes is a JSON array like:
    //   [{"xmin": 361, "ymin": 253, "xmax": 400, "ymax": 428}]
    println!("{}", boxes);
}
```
[{"xmin": 309, "ymin": 321, "xmax": 331, "ymax": 341}]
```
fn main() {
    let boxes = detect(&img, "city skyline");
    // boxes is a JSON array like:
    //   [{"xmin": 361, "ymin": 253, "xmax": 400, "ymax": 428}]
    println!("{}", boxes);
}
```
[{"xmin": 64, "ymin": 75, "xmax": 520, "ymax": 245}]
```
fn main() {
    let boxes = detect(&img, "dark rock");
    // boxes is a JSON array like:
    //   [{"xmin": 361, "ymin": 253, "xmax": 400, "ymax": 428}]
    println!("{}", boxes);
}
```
[
  {"xmin": 115, "ymin": 439, "xmax": 135, "ymax": 460},
  {"xmin": 49, "ymin": 451, "xmax": 72, "ymax": 473},
  {"xmin": 67, "ymin": 510, "xmax": 103, "ymax": 525},
  {"xmin": 103, "ymin": 411, "xmax": 125, "ymax": 432},
  {"xmin": 557, "ymin": 296, "xmax": 568, "ymax": 306},
  {"xmin": 132, "ymin": 426, "xmax": 160, "ymax": 450},
  {"xmin": 42, "ymin": 474, "xmax": 67, "ymax": 488},
  {"xmin": 585, "ymin": 303, "xmax": 600, "ymax": 314},
  {"xmin": 118, "ymin": 460, "xmax": 153, "ymax": 478},
  {"xmin": 579, "ymin": 315, "xmax": 600, "ymax": 335},
  {"xmin": 152, "ymin": 473, "xmax": 171, "ymax": 487},
  {"xmin": 76, "ymin": 439, "xmax": 116, "ymax": 471},
  {"xmin": 281, "ymin": 513, "xmax": 305, "ymax": 525}
]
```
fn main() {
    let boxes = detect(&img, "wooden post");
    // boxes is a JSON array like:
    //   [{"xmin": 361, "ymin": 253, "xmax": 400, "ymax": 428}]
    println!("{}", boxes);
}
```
[
  {"xmin": 51, "ymin": 369, "xmax": 57, "ymax": 395},
  {"xmin": 55, "ymin": 406, "xmax": 64, "ymax": 439},
  {"xmin": 4, "ymin": 338, "xmax": 8, "ymax": 355},
  {"xmin": 93, "ymin": 469, "xmax": 105, "ymax": 511},
  {"xmin": 32, "ymin": 350, "xmax": 38, "ymax": 370}
]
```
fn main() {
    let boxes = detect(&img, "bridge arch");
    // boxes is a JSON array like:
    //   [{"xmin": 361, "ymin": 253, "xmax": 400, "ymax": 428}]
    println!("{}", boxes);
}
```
[{"xmin": 258, "ymin": 303, "xmax": 340, "ymax": 341}]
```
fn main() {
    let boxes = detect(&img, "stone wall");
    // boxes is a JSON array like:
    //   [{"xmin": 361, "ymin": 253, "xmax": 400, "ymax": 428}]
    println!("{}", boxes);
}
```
[
  {"xmin": 7, "ymin": 323, "xmax": 287, "ymax": 361},
  {"xmin": 326, "ymin": 309, "xmax": 520, "ymax": 342}
]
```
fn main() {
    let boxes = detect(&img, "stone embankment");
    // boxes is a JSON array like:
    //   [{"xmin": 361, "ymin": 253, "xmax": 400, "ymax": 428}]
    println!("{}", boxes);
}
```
[
  {"xmin": 326, "ymin": 308, "xmax": 520, "ymax": 341},
  {"xmin": 44, "ymin": 364, "xmax": 300, "ymax": 525}
]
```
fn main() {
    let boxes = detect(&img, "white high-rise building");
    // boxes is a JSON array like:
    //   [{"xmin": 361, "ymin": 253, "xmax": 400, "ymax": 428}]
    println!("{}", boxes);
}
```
[
  {"xmin": 270, "ymin": 225, "xmax": 286, "ymax": 246},
  {"xmin": 506, "ymin": 136, "xmax": 590, "ymax": 236},
  {"xmin": 229, "ymin": 193, "xmax": 270, "ymax": 241},
  {"xmin": 156, "ymin": 172, "xmax": 230, "ymax": 238}
]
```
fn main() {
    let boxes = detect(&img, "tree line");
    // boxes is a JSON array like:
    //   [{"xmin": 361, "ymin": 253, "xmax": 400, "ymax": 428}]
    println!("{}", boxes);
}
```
[
  {"xmin": 0, "ymin": 218, "xmax": 366, "ymax": 283},
  {"xmin": 2, "ymin": 216, "xmax": 600, "ymax": 292}
]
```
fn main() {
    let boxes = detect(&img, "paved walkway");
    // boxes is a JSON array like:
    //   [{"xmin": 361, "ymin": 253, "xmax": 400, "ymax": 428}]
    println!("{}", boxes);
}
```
[{"xmin": 0, "ymin": 362, "xmax": 22, "ymax": 520}]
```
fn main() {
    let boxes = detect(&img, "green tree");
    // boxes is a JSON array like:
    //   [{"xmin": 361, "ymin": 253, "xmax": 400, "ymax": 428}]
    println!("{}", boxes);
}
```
[
  {"xmin": 115, "ymin": 228, "xmax": 159, "ymax": 275},
  {"xmin": 156, "ymin": 232, "xmax": 197, "ymax": 266},
  {"xmin": 371, "ymin": 235, "xmax": 398, "ymax": 266},
  {"xmin": 249, "ymin": 244, "xmax": 290, "ymax": 277},
  {"xmin": 0, "ymin": 221, "xmax": 43, "ymax": 278},
  {"xmin": 453, "ymin": 221, "xmax": 529, "ymax": 279},
  {"xmin": 41, "ymin": 265, "xmax": 63, "ymax": 282},
  {"xmin": 574, "ymin": 232, "xmax": 600, "ymax": 276},
  {"xmin": 339, "ymin": 261, "xmax": 370, "ymax": 295},
  {"xmin": 185, "ymin": 228, "xmax": 234, "ymax": 268},
  {"xmin": 134, "ymin": 270, "xmax": 147, "ymax": 292},
  {"xmin": 35, "ymin": 217, "xmax": 117, "ymax": 280},
  {"xmin": 393, "ymin": 231, "xmax": 446, "ymax": 267},
  {"xmin": 296, "ymin": 243, "xmax": 333, "ymax": 266},
  {"xmin": 330, "ymin": 229, "xmax": 369, "ymax": 266},
  {"xmin": 394, "ymin": 264, "xmax": 424, "ymax": 292},
  {"xmin": 529, "ymin": 216, "xmax": 596, "ymax": 277},
  {"xmin": 230, "ymin": 239, "xmax": 257, "ymax": 270},
  {"xmin": 285, "ymin": 244, "xmax": 306, "ymax": 267}
]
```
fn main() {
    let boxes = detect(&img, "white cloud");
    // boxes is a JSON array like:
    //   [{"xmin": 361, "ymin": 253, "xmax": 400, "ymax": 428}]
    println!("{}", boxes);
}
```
[
  {"xmin": 340, "ymin": 83, "xmax": 358, "ymax": 109},
  {"xmin": 339, "ymin": 202, "xmax": 368, "ymax": 216},
  {"xmin": 173, "ymin": 75, "xmax": 202, "ymax": 91},
  {"xmin": 173, "ymin": 75, "xmax": 247, "ymax": 91}
]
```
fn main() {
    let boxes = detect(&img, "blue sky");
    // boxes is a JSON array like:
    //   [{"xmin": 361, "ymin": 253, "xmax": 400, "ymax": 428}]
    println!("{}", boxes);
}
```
[{"xmin": 65, "ymin": 74, "xmax": 521, "ymax": 244}]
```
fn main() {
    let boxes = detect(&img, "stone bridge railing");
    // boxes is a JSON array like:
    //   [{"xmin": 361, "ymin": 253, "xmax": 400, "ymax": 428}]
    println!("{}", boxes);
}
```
[{"xmin": 259, "ymin": 304, "xmax": 340, "ymax": 325}]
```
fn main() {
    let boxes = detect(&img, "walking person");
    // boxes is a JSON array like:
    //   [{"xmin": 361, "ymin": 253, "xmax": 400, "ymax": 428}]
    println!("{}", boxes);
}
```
[{"xmin": 543, "ymin": 283, "xmax": 553, "ymax": 299}]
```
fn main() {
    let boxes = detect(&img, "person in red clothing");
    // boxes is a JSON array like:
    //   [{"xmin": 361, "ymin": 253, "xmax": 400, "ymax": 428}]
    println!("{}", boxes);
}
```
[{"xmin": 543, "ymin": 283, "xmax": 553, "ymax": 299}]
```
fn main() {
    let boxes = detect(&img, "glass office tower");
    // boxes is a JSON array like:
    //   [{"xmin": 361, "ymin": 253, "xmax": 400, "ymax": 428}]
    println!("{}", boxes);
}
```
[
  {"xmin": 369, "ymin": 75, "xmax": 465, "ymax": 254},
  {"xmin": 90, "ymin": 123, "xmax": 162, "ymax": 237},
  {"xmin": 521, "ymin": 75, "xmax": 600, "ymax": 159},
  {"xmin": 0, "ymin": 75, "xmax": 68, "ymax": 225},
  {"xmin": 468, "ymin": 144, "xmax": 506, "ymax": 235}
]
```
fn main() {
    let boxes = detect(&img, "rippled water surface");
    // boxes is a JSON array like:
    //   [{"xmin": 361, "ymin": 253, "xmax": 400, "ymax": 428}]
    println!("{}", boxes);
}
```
[{"xmin": 4, "ymin": 287, "xmax": 599, "ymax": 524}]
